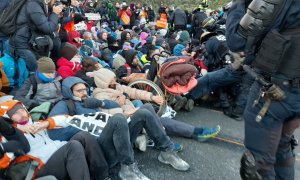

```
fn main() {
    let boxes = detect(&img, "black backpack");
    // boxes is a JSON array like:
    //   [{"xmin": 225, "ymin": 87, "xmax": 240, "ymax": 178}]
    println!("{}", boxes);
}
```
[{"xmin": 0, "ymin": 0, "xmax": 28, "ymax": 36}]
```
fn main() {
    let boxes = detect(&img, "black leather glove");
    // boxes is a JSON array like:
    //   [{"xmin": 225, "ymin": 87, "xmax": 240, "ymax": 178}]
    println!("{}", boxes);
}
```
[
  {"xmin": 83, "ymin": 98, "xmax": 105, "ymax": 109},
  {"xmin": 0, "ymin": 117, "xmax": 15, "ymax": 136}
]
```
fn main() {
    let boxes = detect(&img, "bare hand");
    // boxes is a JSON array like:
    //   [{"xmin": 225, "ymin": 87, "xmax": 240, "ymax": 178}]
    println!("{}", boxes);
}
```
[
  {"xmin": 32, "ymin": 122, "xmax": 49, "ymax": 133},
  {"xmin": 152, "ymin": 95, "xmax": 164, "ymax": 105},
  {"xmin": 19, "ymin": 125, "xmax": 35, "ymax": 134}
]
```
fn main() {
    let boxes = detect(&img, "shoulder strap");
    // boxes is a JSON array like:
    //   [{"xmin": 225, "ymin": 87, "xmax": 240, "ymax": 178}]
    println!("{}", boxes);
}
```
[
  {"xmin": 29, "ymin": 75, "xmax": 37, "ymax": 99},
  {"xmin": 124, "ymin": 63, "xmax": 132, "ymax": 75},
  {"xmin": 65, "ymin": 99, "xmax": 76, "ymax": 116}
]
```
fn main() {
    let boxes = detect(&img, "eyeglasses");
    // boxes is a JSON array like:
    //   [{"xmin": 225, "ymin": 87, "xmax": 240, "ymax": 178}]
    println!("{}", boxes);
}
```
[{"xmin": 74, "ymin": 88, "xmax": 88, "ymax": 93}]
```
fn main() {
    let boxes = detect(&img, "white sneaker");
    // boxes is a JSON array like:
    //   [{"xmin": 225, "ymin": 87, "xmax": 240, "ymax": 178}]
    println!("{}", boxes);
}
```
[
  {"xmin": 135, "ymin": 134, "xmax": 147, "ymax": 152},
  {"xmin": 119, "ymin": 163, "xmax": 151, "ymax": 180}
]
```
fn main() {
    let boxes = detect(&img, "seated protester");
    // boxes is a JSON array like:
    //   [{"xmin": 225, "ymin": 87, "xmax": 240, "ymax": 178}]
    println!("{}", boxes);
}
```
[
  {"xmin": 0, "ymin": 116, "xmax": 30, "ymax": 172},
  {"xmin": 47, "ymin": 77, "xmax": 190, "ymax": 179},
  {"xmin": 0, "ymin": 100, "xmax": 107, "ymax": 180},
  {"xmin": 57, "ymin": 43, "xmax": 82, "ymax": 79},
  {"xmin": 173, "ymin": 30, "xmax": 191, "ymax": 56},
  {"xmin": 75, "ymin": 57, "xmax": 104, "ymax": 87},
  {"xmin": 0, "ymin": 47, "xmax": 29, "ymax": 94},
  {"xmin": 93, "ymin": 68, "xmax": 220, "ymax": 142},
  {"xmin": 14, "ymin": 57, "xmax": 62, "ymax": 110},
  {"xmin": 119, "ymin": 30, "xmax": 132, "ymax": 47},
  {"xmin": 116, "ymin": 49, "xmax": 143, "ymax": 83},
  {"xmin": 68, "ymin": 30, "xmax": 82, "ymax": 48},
  {"xmin": 80, "ymin": 40, "xmax": 94, "ymax": 57},
  {"xmin": 141, "ymin": 36, "xmax": 156, "ymax": 54},
  {"xmin": 96, "ymin": 30, "xmax": 109, "ymax": 48},
  {"xmin": 140, "ymin": 32, "xmax": 148, "ymax": 46},
  {"xmin": 108, "ymin": 36, "xmax": 121, "ymax": 54},
  {"xmin": 167, "ymin": 32, "xmax": 179, "ymax": 53},
  {"xmin": 9, "ymin": 0, "xmax": 63, "ymax": 72},
  {"xmin": 130, "ymin": 32, "xmax": 141, "ymax": 49}
]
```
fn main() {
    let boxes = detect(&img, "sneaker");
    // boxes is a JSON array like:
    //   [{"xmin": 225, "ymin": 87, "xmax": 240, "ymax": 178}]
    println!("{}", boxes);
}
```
[
  {"xmin": 173, "ymin": 96, "xmax": 187, "ymax": 111},
  {"xmin": 135, "ymin": 134, "xmax": 147, "ymax": 152},
  {"xmin": 184, "ymin": 99, "xmax": 194, "ymax": 112},
  {"xmin": 119, "ymin": 163, "xmax": 151, "ymax": 180},
  {"xmin": 196, "ymin": 125, "xmax": 221, "ymax": 142},
  {"xmin": 158, "ymin": 150, "xmax": 190, "ymax": 171},
  {"xmin": 174, "ymin": 143, "xmax": 184, "ymax": 152}
]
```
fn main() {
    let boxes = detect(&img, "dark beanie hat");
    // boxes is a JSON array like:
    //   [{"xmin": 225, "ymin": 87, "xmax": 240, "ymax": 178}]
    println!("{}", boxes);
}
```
[
  {"xmin": 37, "ymin": 57, "xmax": 56, "ymax": 73},
  {"xmin": 7, "ymin": 104, "xmax": 24, "ymax": 118},
  {"xmin": 156, "ymin": 38, "xmax": 164, "ymax": 46},
  {"xmin": 146, "ymin": 36, "xmax": 154, "ymax": 44},
  {"xmin": 107, "ymin": 36, "xmax": 117, "ymax": 45},
  {"xmin": 60, "ymin": 43, "xmax": 78, "ymax": 60},
  {"xmin": 179, "ymin": 30, "xmax": 191, "ymax": 43}
]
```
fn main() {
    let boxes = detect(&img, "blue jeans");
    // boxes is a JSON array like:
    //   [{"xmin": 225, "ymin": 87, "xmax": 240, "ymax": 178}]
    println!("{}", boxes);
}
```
[
  {"xmin": 98, "ymin": 105, "xmax": 174, "ymax": 168},
  {"xmin": 48, "ymin": 126, "xmax": 80, "ymax": 141},
  {"xmin": 243, "ymin": 80, "xmax": 300, "ymax": 179},
  {"xmin": 187, "ymin": 67, "xmax": 242, "ymax": 100},
  {"xmin": 140, "ymin": 103, "xmax": 195, "ymax": 138}
]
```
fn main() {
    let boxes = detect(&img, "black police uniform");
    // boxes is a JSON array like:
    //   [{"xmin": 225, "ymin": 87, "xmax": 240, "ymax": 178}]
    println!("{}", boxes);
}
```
[{"xmin": 226, "ymin": 0, "xmax": 300, "ymax": 179}]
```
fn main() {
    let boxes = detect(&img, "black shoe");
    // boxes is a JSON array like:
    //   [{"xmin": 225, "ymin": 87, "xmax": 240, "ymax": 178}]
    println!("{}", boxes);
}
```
[
  {"xmin": 173, "ymin": 96, "xmax": 187, "ymax": 111},
  {"xmin": 184, "ymin": 99, "xmax": 194, "ymax": 112},
  {"xmin": 223, "ymin": 107, "xmax": 242, "ymax": 121}
]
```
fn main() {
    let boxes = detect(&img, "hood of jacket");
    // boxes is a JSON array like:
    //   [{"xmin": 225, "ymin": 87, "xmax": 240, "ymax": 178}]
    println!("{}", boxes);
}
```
[
  {"xmin": 62, "ymin": 76, "xmax": 89, "ymax": 100},
  {"xmin": 68, "ymin": 30, "xmax": 81, "ymax": 48},
  {"xmin": 93, "ymin": 68, "xmax": 116, "ymax": 89}
]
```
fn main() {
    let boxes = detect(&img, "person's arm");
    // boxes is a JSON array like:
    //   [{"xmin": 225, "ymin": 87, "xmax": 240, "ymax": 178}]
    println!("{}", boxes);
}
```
[
  {"xmin": 27, "ymin": 1, "xmax": 61, "ymax": 35},
  {"xmin": 225, "ymin": 1, "xmax": 247, "ymax": 52},
  {"xmin": 14, "ymin": 78, "xmax": 39, "ymax": 110}
]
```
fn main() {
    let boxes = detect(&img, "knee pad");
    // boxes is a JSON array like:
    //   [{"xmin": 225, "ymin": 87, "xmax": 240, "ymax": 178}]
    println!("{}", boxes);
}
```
[{"xmin": 240, "ymin": 150, "xmax": 263, "ymax": 180}]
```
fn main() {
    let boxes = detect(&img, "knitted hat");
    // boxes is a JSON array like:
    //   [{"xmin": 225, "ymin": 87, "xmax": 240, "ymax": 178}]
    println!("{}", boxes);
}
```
[
  {"xmin": 7, "ymin": 103, "xmax": 24, "ymax": 118},
  {"xmin": 107, "ymin": 36, "xmax": 117, "ymax": 45},
  {"xmin": 133, "ymin": 26, "xmax": 142, "ymax": 35},
  {"xmin": 82, "ymin": 40, "xmax": 94, "ymax": 48},
  {"xmin": 156, "ymin": 38, "xmax": 165, "ymax": 47},
  {"xmin": 94, "ymin": 68, "xmax": 116, "ymax": 89},
  {"xmin": 146, "ymin": 36, "xmax": 154, "ymax": 44},
  {"xmin": 179, "ymin": 30, "xmax": 191, "ymax": 43},
  {"xmin": 37, "ymin": 57, "xmax": 56, "ymax": 73},
  {"xmin": 60, "ymin": 43, "xmax": 78, "ymax": 60}
]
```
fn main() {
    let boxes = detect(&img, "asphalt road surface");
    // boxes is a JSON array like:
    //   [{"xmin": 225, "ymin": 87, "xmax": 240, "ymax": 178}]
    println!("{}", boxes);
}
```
[{"xmin": 134, "ymin": 106, "xmax": 300, "ymax": 180}]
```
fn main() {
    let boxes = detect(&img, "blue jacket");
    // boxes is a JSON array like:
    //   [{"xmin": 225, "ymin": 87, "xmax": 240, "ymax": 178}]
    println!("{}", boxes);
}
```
[
  {"xmin": 48, "ymin": 77, "xmax": 99, "ymax": 117},
  {"xmin": 225, "ymin": 1, "xmax": 300, "ymax": 54},
  {"xmin": 0, "ymin": 53, "xmax": 28, "ymax": 88}
]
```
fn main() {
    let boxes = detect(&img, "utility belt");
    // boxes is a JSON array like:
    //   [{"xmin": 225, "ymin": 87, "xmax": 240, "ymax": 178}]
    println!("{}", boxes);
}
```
[{"xmin": 262, "ymin": 74, "xmax": 300, "ymax": 90}]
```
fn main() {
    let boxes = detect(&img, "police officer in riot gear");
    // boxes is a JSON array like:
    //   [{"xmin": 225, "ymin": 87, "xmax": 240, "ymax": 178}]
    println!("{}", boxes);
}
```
[{"xmin": 226, "ymin": 0, "xmax": 300, "ymax": 179}]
